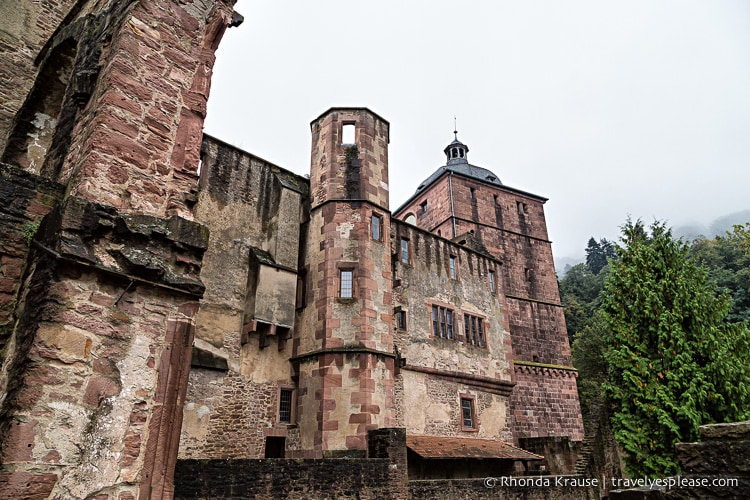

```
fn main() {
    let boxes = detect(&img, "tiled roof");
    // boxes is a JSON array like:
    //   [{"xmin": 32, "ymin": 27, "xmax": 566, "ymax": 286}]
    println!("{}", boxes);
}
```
[{"xmin": 406, "ymin": 435, "xmax": 544, "ymax": 461}]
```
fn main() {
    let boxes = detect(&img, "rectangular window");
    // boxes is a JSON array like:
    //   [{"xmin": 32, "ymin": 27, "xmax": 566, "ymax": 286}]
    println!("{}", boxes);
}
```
[
  {"xmin": 395, "ymin": 310, "xmax": 407, "ymax": 330},
  {"xmin": 449, "ymin": 255, "xmax": 457, "ymax": 280},
  {"xmin": 464, "ymin": 314, "xmax": 486, "ymax": 348},
  {"xmin": 489, "ymin": 270, "xmax": 496, "ymax": 294},
  {"xmin": 420, "ymin": 200, "xmax": 428, "ymax": 213},
  {"xmin": 432, "ymin": 305, "xmax": 454, "ymax": 339},
  {"xmin": 400, "ymin": 238, "xmax": 410, "ymax": 264},
  {"xmin": 372, "ymin": 214, "xmax": 382, "ymax": 241},
  {"xmin": 461, "ymin": 396, "xmax": 476, "ymax": 430},
  {"xmin": 470, "ymin": 187, "xmax": 475, "ymax": 199},
  {"xmin": 340, "ymin": 270, "xmax": 353, "ymax": 298},
  {"xmin": 279, "ymin": 388, "xmax": 294, "ymax": 423}
]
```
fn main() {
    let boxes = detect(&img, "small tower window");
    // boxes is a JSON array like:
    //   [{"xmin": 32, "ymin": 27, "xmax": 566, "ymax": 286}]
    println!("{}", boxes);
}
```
[
  {"xmin": 340, "ymin": 270, "xmax": 354, "ymax": 298},
  {"xmin": 420, "ymin": 200, "xmax": 428, "ymax": 213},
  {"xmin": 449, "ymin": 255, "xmax": 457, "ymax": 280},
  {"xmin": 489, "ymin": 270, "xmax": 496, "ymax": 293},
  {"xmin": 470, "ymin": 188, "xmax": 475, "ymax": 199},
  {"xmin": 342, "ymin": 123, "xmax": 355, "ymax": 145},
  {"xmin": 372, "ymin": 214, "xmax": 382, "ymax": 241}
]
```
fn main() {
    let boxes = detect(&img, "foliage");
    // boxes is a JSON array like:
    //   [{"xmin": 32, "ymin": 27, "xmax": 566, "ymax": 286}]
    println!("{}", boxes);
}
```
[
  {"xmin": 690, "ymin": 222, "xmax": 750, "ymax": 324},
  {"xmin": 585, "ymin": 237, "xmax": 617, "ymax": 275},
  {"xmin": 22, "ymin": 220, "xmax": 41, "ymax": 245},
  {"xmin": 602, "ymin": 219, "xmax": 750, "ymax": 477},
  {"xmin": 571, "ymin": 312, "xmax": 610, "ymax": 424},
  {"xmin": 559, "ymin": 263, "xmax": 607, "ymax": 342}
]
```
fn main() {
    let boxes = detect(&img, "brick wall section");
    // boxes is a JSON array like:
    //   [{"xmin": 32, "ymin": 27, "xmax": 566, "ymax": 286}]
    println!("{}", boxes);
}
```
[
  {"xmin": 52, "ymin": 0, "xmax": 237, "ymax": 220},
  {"xmin": 510, "ymin": 366, "xmax": 584, "ymax": 442},
  {"xmin": 505, "ymin": 300, "xmax": 571, "ymax": 365}
]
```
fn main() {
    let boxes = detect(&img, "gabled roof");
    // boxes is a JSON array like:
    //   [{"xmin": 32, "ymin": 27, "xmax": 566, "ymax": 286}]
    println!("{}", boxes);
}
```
[{"xmin": 406, "ymin": 435, "xmax": 544, "ymax": 461}]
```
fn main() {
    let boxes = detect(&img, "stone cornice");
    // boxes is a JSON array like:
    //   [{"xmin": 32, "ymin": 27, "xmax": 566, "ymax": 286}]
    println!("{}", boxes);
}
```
[{"xmin": 403, "ymin": 364, "xmax": 515, "ymax": 396}]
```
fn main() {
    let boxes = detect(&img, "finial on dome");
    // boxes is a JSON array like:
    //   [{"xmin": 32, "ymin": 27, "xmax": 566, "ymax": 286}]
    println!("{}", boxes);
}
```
[{"xmin": 454, "ymin": 116, "xmax": 458, "ymax": 140}]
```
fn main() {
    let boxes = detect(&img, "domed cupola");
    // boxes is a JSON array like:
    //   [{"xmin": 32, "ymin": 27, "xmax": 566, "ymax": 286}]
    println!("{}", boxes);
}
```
[{"xmin": 443, "ymin": 130, "xmax": 469, "ymax": 165}]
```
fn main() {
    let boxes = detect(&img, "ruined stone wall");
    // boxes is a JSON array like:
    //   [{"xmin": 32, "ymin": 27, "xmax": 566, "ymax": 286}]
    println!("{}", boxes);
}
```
[
  {"xmin": 0, "ymin": 0, "xmax": 79, "ymax": 154},
  {"xmin": 0, "ymin": 164, "xmax": 64, "ymax": 340},
  {"xmin": 0, "ymin": 1, "xmax": 240, "ymax": 497},
  {"xmin": 391, "ymin": 220, "xmax": 514, "ymax": 440},
  {"xmin": 178, "ymin": 136, "xmax": 307, "ymax": 460}
]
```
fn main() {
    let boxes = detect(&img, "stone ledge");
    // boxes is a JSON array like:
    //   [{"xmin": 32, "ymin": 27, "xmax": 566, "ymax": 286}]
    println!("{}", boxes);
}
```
[{"xmin": 38, "ymin": 196, "xmax": 207, "ymax": 296}]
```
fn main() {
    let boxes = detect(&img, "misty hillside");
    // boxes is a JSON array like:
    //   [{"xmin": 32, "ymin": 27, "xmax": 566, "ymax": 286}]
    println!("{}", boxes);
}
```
[{"xmin": 555, "ymin": 210, "xmax": 750, "ymax": 275}]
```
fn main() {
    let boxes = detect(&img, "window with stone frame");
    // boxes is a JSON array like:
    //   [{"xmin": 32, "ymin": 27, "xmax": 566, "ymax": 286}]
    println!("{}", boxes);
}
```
[
  {"xmin": 372, "ymin": 213, "xmax": 383, "ymax": 241},
  {"xmin": 278, "ymin": 387, "xmax": 295, "ymax": 424},
  {"xmin": 431, "ymin": 305, "xmax": 454, "ymax": 340},
  {"xmin": 489, "ymin": 269, "xmax": 496, "ymax": 294},
  {"xmin": 400, "ymin": 238, "xmax": 410, "ymax": 265},
  {"xmin": 460, "ymin": 395, "xmax": 477, "ymax": 431},
  {"xmin": 340, "ymin": 269, "xmax": 354, "ymax": 298},
  {"xmin": 395, "ymin": 309, "xmax": 407, "ymax": 331},
  {"xmin": 449, "ymin": 255, "xmax": 458, "ymax": 280},
  {"xmin": 463, "ymin": 313, "xmax": 486, "ymax": 348}
]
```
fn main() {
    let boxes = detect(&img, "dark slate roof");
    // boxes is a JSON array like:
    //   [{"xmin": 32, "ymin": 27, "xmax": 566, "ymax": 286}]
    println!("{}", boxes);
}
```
[
  {"xmin": 415, "ymin": 162, "xmax": 504, "ymax": 193},
  {"xmin": 406, "ymin": 435, "xmax": 544, "ymax": 460}
]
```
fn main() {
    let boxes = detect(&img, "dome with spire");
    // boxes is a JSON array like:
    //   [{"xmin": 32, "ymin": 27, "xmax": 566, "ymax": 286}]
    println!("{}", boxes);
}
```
[{"xmin": 413, "ymin": 131, "xmax": 503, "ymax": 194}]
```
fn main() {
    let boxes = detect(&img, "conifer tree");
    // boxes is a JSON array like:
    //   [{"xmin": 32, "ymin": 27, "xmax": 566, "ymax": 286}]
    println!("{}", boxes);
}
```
[{"xmin": 602, "ymin": 220, "xmax": 750, "ymax": 477}]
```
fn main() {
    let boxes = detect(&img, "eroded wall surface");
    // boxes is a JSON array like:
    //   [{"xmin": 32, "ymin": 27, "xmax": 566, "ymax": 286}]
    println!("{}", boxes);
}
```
[
  {"xmin": 178, "ymin": 135, "xmax": 306, "ymax": 460},
  {"xmin": 0, "ymin": 1, "xmax": 239, "ymax": 498}
]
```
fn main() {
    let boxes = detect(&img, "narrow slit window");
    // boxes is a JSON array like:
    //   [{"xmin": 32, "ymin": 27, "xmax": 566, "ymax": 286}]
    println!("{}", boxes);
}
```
[
  {"xmin": 400, "ymin": 238, "xmax": 410, "ymax": 264},
  {"xmin": 342, "ymin": 123, "xmax": 355, "ymax": 144},
  {"xmin": 489, "ymin": 270, "xmax": 496, "ymax": 294},
  {"xmin": 396, "ymin": 310, "xmax": 407, "ymax": 330},
  {"xmin": 372, "ymin": 214, "xmax": 382, "ymax": 241},
  {"xmin": 449, "ymin": 255, "xmax": 457, "ymax": 280}
]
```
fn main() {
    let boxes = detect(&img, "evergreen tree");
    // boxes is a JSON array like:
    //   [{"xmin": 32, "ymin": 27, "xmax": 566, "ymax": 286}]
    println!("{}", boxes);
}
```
[
  {"xmin": 602, "ymin": 220, "xmax": 750, "ymax": 477},
  {"xmin": 586, "ymin": 237, "xmax": 617, "ymax": 274}
]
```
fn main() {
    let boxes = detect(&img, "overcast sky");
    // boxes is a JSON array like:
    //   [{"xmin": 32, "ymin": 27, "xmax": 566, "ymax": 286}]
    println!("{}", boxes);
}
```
[{"xmin": 204, "ymin": 0, "xmax": 750, "ymax": 264}]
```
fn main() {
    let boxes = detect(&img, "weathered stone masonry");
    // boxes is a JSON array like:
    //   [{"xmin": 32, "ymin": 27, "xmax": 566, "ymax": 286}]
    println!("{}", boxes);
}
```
[{"xmin": 0, "ymin": 0, "xmax": 240, "ymax": 498}]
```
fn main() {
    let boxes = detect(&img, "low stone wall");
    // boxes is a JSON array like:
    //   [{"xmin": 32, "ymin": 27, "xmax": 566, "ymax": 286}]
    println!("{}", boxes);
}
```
[
  {"xmin": 174, "ymin": 428, "xmax": 600, "ymax": 500},
  {"xmin": 609, "ymin": 421, "xmax": 750, "ymax": 499}
]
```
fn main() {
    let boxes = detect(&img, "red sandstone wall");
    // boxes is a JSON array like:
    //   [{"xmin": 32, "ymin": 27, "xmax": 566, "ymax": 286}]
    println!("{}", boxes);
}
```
[
  {"xmin": 0, "ymin": 1, "xmax": 238, "ymax": 498},
  {"xmin": 511, "ymin": 367, "xmax": 584, "ymax": 442}
]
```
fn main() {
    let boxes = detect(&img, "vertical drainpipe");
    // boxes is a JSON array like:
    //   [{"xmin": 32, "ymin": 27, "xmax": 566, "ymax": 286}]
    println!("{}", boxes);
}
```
[{"xmin": 448, "ymin": 171, "xmax": 457, "ymax": 238}]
